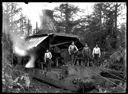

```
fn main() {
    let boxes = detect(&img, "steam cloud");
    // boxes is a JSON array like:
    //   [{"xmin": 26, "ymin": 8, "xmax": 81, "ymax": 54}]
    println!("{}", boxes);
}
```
[
  {"xmin": 3, "ymin": 13, "xmax": 36, "ymax": 68},
  {"xmin": 3, "ymin": 9, "xmax": 55, "ymax": 68}
]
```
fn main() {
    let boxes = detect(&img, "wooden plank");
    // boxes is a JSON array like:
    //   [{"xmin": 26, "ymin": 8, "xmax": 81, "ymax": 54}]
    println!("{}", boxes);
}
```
[{"xmin": 50, "ymin": 41, "xmax": 72, "ymax": 47}]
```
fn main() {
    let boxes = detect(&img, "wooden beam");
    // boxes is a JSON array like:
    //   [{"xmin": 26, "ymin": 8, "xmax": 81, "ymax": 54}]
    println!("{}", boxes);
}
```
[{"xmin": 50, "ymin": 41, "xmax": 72, "ymax": 48}]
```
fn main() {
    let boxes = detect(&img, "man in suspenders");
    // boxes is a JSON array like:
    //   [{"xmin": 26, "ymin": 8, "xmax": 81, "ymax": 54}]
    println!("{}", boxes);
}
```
[{"xmin": 82, "ymin": 43, "xmax": 91, "ymax": 67}]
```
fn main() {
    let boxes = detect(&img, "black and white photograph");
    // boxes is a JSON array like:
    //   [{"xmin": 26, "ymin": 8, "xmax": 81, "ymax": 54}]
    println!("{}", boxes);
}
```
[{"xmin": 2, "ymin": 2, "xmax": 127, "ymax": 93}]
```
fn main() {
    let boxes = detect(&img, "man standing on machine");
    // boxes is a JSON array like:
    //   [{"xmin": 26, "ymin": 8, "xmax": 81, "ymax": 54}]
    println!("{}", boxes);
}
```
[
  {"xmin": 44, "ymin": 49, "xmax": 52, "ymax": 71},
  {"xmin": 92, "ymin": 44, "xmax": 101, "ymax": 66},
  {"xmin": 68, "ymin": 41, "xmax": 78, "ymax": 65}
]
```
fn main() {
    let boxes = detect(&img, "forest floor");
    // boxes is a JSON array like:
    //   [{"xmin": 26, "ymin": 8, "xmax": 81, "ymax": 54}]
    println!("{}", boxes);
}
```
[{"xmin": 3, "ymin": 64, "xmax": 126, "ymax": 93}]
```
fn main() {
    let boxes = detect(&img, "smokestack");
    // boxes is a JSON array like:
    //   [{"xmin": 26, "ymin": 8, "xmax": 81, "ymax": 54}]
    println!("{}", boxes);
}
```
[
  {"xmin": 40, "ymin": 9, "xmax": 56, "ymax": 32},
  {"xmin": 36, "ymin": 22, "xmax": 38, "ymax": 33}
]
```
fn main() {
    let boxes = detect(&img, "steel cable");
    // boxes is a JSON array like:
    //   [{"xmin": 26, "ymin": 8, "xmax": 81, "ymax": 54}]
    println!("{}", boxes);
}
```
[{"xmin": 86, "ymin": 67, "xmax": 125, "ymax": 90}]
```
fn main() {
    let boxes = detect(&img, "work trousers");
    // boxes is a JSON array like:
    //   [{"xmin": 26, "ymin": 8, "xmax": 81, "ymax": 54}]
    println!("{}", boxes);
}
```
[
  {"xmin": 74, "ymin": 57, "xmax": 82, "ymax": 66},
  {"xmin": 93, "ymin": 54, "xmax": 99, "ymax": 66},
  {"xmin": 45, "ymin": 58, "xmax": 52, "ymax": 71},
  {"xmin": 83, "ymin": 54, "xmax": 90, "ymax": 66},
  {"xmin": 70, "ymin": 52, "xmax": 77, "ymax": 65}
]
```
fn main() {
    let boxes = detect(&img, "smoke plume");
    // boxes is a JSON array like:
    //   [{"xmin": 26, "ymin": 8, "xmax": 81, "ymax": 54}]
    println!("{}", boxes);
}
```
[
  {"xmin": 3, "ymin": 13, "xmax": 36, "ymax": 68},
  {"xmin": 40, "ymin": 9, "xmax": 56, "ymax": 32}
]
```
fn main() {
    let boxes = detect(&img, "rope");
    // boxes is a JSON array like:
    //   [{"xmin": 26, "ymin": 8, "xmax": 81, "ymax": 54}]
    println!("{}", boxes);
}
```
[
  {"xmin": 86, "ymin": 67, "xmax": 125, "ymax": 90},
  {"xmin": 99, "ymin": 67, "xmax": 125, "ymax": 82},
  {"xmin": 100, "ymin": 66, "xmax": 123, "ymax": 74},
  {"xmin": 105, "ymin": 76, "xmax": 124, "ymax": 82},
  {"xmin": 91, "ymin": 59, "xmax": 125, "ymax": 82}
]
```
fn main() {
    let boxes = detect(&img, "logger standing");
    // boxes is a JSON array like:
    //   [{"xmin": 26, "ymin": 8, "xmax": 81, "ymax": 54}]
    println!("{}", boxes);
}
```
[
  {"xmin": 92, "ymin": 44, "xmax": 101, "ymax": 66},
  {"xmin": 82, "ymin": 43, "xmax": 91, "ymax": 67},
  {"xmin": 44, "ymin": 49, "xmax": 52, "ymax": 71},
  {"xmin": 68, "ymin": 41, "xmax": 78, "ymax": 65}
]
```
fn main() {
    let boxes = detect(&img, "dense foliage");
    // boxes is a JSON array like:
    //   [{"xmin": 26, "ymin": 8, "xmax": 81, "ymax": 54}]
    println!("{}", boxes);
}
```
[
  {"xmin": 53, "ymin": 3, "xmax": 126, "ymax": 50},
  {"xmin": 2, "ymin": 2, "xmax": 33, "ymax": 92}
]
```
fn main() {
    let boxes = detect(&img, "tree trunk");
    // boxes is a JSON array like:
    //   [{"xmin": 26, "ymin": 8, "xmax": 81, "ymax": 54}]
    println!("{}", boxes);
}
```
[
  {"xmin": 27, "ymin": 19, "xmax": 30, "ymax": 36},
  {"xmin": 36, "ymin": 22, "xmax": 38, "ymax": 34},
  {"xmin": 115, "ymin": 3, "xmax": 120, "ymax": 49},
  {"xmin": 99, "ymin": 4, "xmax": 102, "ymax": 32},
  {"xmin": 65, "ymin": 3, "xmax": 69, "ymax": 34},
  {"xmin": 115, "ymin": 3, "xmax": 117, "ymax": 36}
]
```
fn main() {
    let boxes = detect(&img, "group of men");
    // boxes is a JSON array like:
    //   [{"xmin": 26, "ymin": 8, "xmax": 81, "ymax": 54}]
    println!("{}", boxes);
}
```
[
  {"xmin": 43, "ymin": 41, "xmax": 101, "ymax": 70},
  {"xmin": 68, "ymin": 41, "xmax": 101, "ymax": 66}
]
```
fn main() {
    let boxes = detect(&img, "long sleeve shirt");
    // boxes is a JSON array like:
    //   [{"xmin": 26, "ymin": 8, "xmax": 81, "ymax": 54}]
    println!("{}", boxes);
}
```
[
  {"xmin": 92, "ymin": 47, "xmax": 101, "ymax": 56},
  {"xmin": 44, "ymin": 52, "xmax": 52, "ymax": 62}
]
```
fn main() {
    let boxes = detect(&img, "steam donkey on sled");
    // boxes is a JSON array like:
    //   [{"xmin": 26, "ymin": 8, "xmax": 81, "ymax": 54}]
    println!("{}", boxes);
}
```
[
  {"xmin": 13, "ymin": 32, "xmax": 92, "ymax": 92},
  {"xmin": 12, "ymin": 9, "xmax": 126, "ymax": 93}
]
